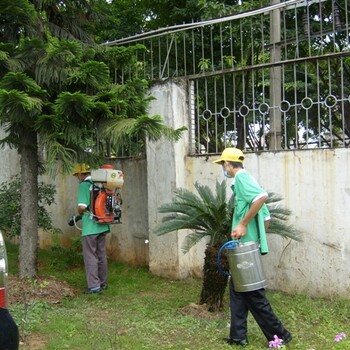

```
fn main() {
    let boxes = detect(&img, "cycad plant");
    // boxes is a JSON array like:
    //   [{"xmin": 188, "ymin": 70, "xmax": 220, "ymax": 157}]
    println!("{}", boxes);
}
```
[{"xmin": 155, "ymin": 180, "xmax": 302, "ymax": 312}]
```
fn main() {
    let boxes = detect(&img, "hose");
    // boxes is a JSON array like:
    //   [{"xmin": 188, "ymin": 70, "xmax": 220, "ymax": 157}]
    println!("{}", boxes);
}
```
[{"xmin": 217, "ymin": 240, "xmax": 239, "ymax": 276}]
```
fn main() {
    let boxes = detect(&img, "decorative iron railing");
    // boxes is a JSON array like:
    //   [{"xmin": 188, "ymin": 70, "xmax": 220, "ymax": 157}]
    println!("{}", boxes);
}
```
[{"xmin": 106, "ymin": 0, "xmax": 350, "ymax": 153}]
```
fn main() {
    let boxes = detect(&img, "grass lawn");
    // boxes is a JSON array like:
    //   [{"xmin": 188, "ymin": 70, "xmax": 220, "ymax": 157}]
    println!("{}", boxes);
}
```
[{"xmin": 5, "ymin": 241, "xmax": 350, "ymax": 350}]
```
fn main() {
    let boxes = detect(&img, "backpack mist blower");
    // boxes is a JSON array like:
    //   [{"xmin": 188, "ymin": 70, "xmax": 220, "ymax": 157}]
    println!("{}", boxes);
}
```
[{"xmin": 69, "ymin": 164, "xmax": 124, "ymax": 227}]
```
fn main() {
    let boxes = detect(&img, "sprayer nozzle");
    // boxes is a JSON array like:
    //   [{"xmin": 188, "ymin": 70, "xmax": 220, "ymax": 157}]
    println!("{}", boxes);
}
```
[{"xmin": 68, "ymin": 215, "xmax": 82, "ymax": 226}]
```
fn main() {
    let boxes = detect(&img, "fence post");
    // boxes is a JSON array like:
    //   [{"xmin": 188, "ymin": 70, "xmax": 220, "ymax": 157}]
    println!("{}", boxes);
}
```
[
  {"xmin": 147, "ymin": 79, "xmax": 191, "ymax": 279},
  {"xmin": 270, "ymin": 0, "xmax": 282, "ymax": 150}
]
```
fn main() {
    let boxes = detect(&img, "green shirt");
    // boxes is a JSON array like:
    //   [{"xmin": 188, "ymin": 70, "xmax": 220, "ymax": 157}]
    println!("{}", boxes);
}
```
[
  {"xmin": 230, "ymin": 169, "xmax": 269, "ymax": 254},
  {"xmin": 77, "ymin": 177, "xmax": 110, "ymax": 236}
]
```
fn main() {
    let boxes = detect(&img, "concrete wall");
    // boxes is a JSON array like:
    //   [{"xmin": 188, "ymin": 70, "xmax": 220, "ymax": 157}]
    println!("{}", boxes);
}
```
[
  {"xmin": 185, "ymin": 149, "xmax": 350, "ymax": 298},
  {"xmin": 146, "ymin": 80, "xmax": 350, "ymax": 299},
  {"xmin": 147, "ymin": 79, "xmax": 198, "ymax": 279},
  {"xmin": 45, "ymin": 158, "xmax": 149, "ymax": 266},
  {"xmin": 0, "ymin": 129, "xmax": 20, "ymax": 182}
]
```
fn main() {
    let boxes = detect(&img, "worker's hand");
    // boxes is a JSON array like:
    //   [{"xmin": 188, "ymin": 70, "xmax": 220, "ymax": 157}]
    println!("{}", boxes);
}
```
[{"xmin": 231, "ymin": 223, "xmax": 247, "ymax": 240}]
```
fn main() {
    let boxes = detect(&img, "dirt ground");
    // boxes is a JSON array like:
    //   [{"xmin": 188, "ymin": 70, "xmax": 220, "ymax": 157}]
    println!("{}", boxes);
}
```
[
  {"xmin": 179, "ymin": 302, "xmax": 227, "ymax": 321},
  {"xmin": 7, "ymin": 275, "xmax": 77, "ymax": 305},
  {"xmin": 7, "ymin": 276, "xmax": 78, "ymax": 350}
]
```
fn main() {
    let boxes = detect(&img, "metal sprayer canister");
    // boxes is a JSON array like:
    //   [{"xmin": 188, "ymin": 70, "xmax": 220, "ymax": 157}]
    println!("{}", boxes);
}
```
[
  {"xmin": 226, "ymin": 241, "xmax": 267, "ymax": 292},
  {"xmin": 218, "ymin": 240, "xmax": 267, "ymax": 292}
]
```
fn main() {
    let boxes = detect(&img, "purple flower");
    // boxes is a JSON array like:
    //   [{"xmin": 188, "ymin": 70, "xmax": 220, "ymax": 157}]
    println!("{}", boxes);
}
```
[
  {"xmin": 334, "ymin": 333, "xmax": 347, "ymax": 342},
  {"xmin": 269, "ymin": 335, "xmax": 283, "ymax": 348}
]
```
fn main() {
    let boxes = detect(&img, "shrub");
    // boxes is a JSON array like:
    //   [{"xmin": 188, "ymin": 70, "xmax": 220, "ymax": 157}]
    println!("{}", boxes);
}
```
[{"xmin": 0, "ymin": 176, "xmax": 59, "ymax": 237}]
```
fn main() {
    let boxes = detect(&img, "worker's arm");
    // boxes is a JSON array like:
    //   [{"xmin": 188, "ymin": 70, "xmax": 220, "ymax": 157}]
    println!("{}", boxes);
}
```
[
  {"xmin": 77, "ymin": 204, "xmax": 87, "ymax": 215},
  {"xmin": 231, "ymin": 195, "xmax": 267, "ymax": 240}
]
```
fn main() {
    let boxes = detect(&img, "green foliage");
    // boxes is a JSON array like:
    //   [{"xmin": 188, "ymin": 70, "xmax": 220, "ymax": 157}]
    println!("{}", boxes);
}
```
[
  {"xmin": 49, "ymin": 236, "xmax": 83, "ymax": 270},
  {"xmin": 100, "ymin": 78, "xmax": 187, "ymax": 154},
  {"xmin": 104, "ymin": 44, "xmax": 147, "ymax": 70},
  {"xmin": 66, "ymin": 60, "xmax": 110, "ymax": 91},
  {"xmin": 0, "ymin": 0, "xmax": 182, "ymax": 280},
  {"xmin": 155, "ymin": 180, "xmax": 234, "ymax": 252},
  {"xmin": 0, "ymin": 0, "xmax": 39, "ymax": 44},
  {"xmin": 155, "ymin": 181, "xmax": 302, "ymax": 253},
  {"xmin": 54, "ymin": 91, "xmax": 94, "ymax": 120},
  {"xmin": 0, "ymin": 176, "xmax": 59, "ymax": 237},
  {"xmin": 198, "ymin": 58, "xmax": 212, "ymax": 72}
]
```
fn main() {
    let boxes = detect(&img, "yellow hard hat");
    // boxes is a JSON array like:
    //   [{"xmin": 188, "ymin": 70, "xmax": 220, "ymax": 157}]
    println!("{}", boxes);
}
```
[
  {"xmin": 212, "ymin": 147, "xmax": 245, "ymax": 164},
  {"xmin": 72, "ymin": 163, "xmax": 91, "ymax": 175}
]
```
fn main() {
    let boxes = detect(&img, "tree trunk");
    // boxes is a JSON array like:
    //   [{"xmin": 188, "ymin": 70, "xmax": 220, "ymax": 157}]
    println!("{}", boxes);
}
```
[
  {"xmin": 19, "ymin": 131, "xmax": 39, "ymax": 278},
  {"xmin": 199, "ymin": 244, "xmax": 229, "ymax": 312}
]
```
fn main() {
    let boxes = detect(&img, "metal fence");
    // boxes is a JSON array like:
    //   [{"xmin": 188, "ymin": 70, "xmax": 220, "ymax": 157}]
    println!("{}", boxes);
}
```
[{"xmin": 107, "ymin": 0, "xmax": 350, "ymax": 154}]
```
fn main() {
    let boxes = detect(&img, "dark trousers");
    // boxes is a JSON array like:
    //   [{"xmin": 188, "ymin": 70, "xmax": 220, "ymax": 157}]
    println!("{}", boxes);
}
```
[
  {"xmin": 229, "ymin": 279, "xmax": 291, "ymax": 341},
  {"xmin": 0, "ymin": 308, "xmax": 19, "ymax": 350},
  {"xmin": 82, "ymin": 233, "xmax": 108, "ymax": 289}
]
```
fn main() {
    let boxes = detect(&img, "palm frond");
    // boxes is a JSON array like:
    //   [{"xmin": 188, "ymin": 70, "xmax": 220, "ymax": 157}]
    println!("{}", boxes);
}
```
[
  {"xmin": 267, "ymin": 221, "xmax": 303, "ymax": 241},
  {"xmin": 265, "ymin": 192, "xmax": 283, "ymax": 204},
  {"xmin": 267, "ymin": 194, "xmax": 303, "ymax": 241},
  {"xmin": 155, "ymin": 215, "xmax": 208, "ymax": 236},
  {"xmin": 155, "ymin": 180, "xmax": 232, "ymax": 252},
  {"xmin": 181, "ymin": 233, "xmax": 209, "ymax": 253},
  {"xmin": 268, "ymin": 207, "xmax": 292, "ymax": 221},
  {"xmin": 159, "ymin": 187, "xmax": 224, "ymax": 231}
]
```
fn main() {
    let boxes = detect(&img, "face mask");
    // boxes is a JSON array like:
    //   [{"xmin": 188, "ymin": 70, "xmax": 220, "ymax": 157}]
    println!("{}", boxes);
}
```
[{"xmin": 223, "ymin": 169, "xmax": 233, "ymax": 178}]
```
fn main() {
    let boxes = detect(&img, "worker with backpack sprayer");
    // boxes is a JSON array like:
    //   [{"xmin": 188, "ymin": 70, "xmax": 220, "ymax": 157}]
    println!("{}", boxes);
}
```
[{"xmin": 71, "ymin": 163, "xmax": 124, "ymax": 294}]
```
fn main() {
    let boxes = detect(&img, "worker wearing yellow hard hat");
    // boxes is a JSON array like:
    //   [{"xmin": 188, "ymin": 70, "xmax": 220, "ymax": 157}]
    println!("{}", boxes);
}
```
[
  {"xmin": 72, "ymin": 163, "xmax": 91, "ymax": 176},
  {"xmin": 212, "ymin": 147, "xmax": 245, "ymax": 164},
  {"xmin": 213, "ymin": 148, "xmax": 292, "ymax": 347},
  {"xmin": 72, "ymin": 163, "xmax": 110, "ymax": 294}
]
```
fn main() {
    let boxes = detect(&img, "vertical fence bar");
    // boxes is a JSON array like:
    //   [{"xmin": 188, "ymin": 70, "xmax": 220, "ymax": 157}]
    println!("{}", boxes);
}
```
[
  {"xmin": 293, "ymin": 63, "xmax": 298, "ymax": 148},
  {"xmin": 214, "ymin": 76, "xmax": 218, "ymax": 153},
  {"xmin": 340, "ymin": 57, "xmax": 346, "ymax": 146},
  {"xmin": 304, "ymin": 63, "xmax": 310, "ymax": 148},
  {"xmin": 158, "ymin": 38, "xmax": 162, "ymax": 78},
  {"xmin": 183, "ymin": 31, "xmax": 187, "ymax": 76},
  {"xmin": 316, "ymin": 60, "xmax": 321, "ymax": 148},
  {"xmin": 327, "ymin": 57, "xmax": 333, "ymax": 148},
  {"xmin": 150, "ymin": 40, "xmax": 154, "ymax": 80},
  {"xmin": 346, "ymin": 0, "xmax": 349, "ymax": 46},
  {"xmin": 229, "ymin": 21, "xmax": 234, "ymax": 69},
  {"xmin": 189, "ymin": 80, "xmax": 196, "ymax": 154},
  {"xmin": 232, "ymin": 73, "xmax": 237, "ymax": 149},
  {"xmin": 281, "ymin": 64, "xmax": 288, "ymax": 149},
  {"xmin": 192, "ymin": 27, "xmax": 196, "ymax": 75},
  {"xmin": 196, "ymin": 80, "xmax": 201, "ymax": 153}
]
